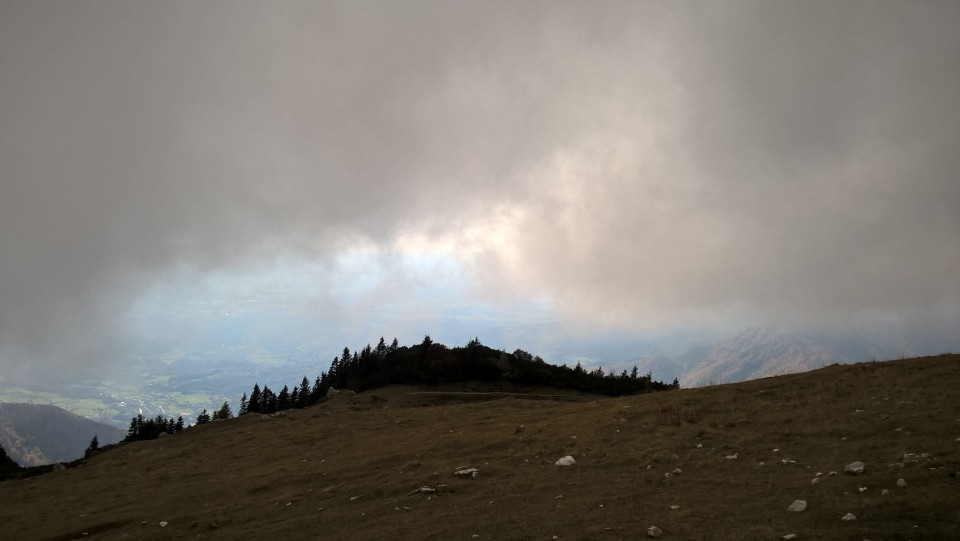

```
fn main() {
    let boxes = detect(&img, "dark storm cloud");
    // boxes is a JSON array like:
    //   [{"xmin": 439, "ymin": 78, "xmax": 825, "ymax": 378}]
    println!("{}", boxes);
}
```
[{"xmin": 1, "ymin": 1, "xmax": 958, "ymax": 377}]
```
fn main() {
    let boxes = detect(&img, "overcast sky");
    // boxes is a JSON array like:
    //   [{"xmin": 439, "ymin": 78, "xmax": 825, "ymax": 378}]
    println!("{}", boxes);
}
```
[{"xmin": 2, "ymin": 1, "xmax": 959, "ymax": 381}]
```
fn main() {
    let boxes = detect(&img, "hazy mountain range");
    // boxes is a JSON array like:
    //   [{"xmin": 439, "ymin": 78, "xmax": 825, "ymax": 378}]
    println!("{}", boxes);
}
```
[{"xmin": 601, "ymin": 324, "xmax": 960, "ymax": 388}]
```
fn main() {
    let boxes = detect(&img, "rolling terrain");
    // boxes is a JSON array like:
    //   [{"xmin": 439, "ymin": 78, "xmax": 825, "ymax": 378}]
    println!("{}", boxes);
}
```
[{"xmin": 1, "ymin": 355, "xmax": 958, "ymax": 540}]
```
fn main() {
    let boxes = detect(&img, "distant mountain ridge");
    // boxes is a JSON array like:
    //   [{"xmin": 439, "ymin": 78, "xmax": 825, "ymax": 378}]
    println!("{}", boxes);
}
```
[
  {"xmin": 679, "ymin": 327, "xmax": 837, "ymax": 386},
  {"xmin": 0, "ymin": 403, "xmax": 125, "ymax": 466},
  {"xmin": 599, "ymin": 324, "xmax": 960, "ymax": 387}
]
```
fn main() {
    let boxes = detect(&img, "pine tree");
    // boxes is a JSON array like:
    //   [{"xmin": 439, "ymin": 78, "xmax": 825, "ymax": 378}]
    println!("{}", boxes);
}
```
[
  {"xmin": 248, "ymin": 384, "xmax": 262, "ymax": 414},
  {"xmin": 84, "ymin": 435, "xmax": 99, "ymax": 458},
  {"xmin": 213, "ymin": 401, "xmax": 232, "ymax": 420},
  {"xmin": 238, "ymin": 393, "xmax": 248, "ymax": 416},
  {"xmin": 277, "ymin": 385, "xmax": 290, "ymax": 410},
  {"xmin": 297, "ymin": 376, "xmax": 310, "ymax": 408},
  {"xmin": 196, "ymin": 409, "xmax": 211, "ymax": 424},
  {"xmin": 175, "ymin": 416, "xmax": 185, "ymax": 432}
]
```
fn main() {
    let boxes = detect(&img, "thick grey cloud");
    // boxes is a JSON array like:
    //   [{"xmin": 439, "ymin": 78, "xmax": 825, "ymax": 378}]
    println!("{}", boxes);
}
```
[{"xmin": 2, "ymin": 1, "xmax": 958, "ymax": 378}]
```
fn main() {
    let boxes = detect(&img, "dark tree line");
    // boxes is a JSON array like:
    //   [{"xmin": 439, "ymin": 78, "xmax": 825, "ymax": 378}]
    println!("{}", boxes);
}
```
[
  {"xmin": 239, "ymin": 336, "xmax": 678, "ymax": 417},
  {"xmin": 124, "ymin": 414, "xmax": 186, "ymax": 442}
]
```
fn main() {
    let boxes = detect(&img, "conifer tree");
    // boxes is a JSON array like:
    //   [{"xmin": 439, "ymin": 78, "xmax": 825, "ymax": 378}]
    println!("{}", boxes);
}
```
[
  {"xmin": 84, "ymin": 435, "xmax": 99, "ymax": 458},
  {"xmin": 248, "ymin": 384, "xmax": 262, "ymax": 414},
  {"xmin": 297, "ymin": 376, "xmax": 310, "ymax": 407},
  {"xmin": 175, "ymin": 416, "xmax": 185, "ymax": 432},
  {"xmin": 214, "ymin": 401, "xmax": 232, "ymax": 420},
  {"xmin": 277, "ymin": 385, "xmax": 290, "ymax": 410},
  {"xmin": 196, "ymin": 409, "xmax": 211, "ymax": 424}
]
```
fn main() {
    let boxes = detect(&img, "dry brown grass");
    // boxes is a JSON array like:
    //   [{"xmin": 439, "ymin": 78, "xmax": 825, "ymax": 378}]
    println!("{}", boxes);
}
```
[{"xmin": 1, "ymin": 355, "xmax": 959, "ymax": 540}]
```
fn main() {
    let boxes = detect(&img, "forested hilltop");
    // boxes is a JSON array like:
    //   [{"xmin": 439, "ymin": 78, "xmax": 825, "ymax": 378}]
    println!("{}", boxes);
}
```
[
  {"xmin": 238, "ymin": 336, "xmax": 679, "ymax": 415},
  {"xmin": 119, "ymin": 337, "xmax": 679, "ymax": 444}
]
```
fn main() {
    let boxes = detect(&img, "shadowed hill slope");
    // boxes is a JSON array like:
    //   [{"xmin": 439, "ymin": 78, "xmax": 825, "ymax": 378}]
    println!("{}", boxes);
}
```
[
  {"xmin": 0, "ymin": 403, "xmax": 126, "ymax": 466},
  {"xmin": 0, "ymin": 355, "xmax": 958, "ymax": 540}
]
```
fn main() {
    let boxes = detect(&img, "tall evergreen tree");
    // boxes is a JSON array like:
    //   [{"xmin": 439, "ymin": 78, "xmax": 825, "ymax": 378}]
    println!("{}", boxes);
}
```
[
  {"xmin": 248, "ymin": 384, "xmax": 262, "ymax": 414},
  {"xmin": 84, "ymin": 435, "xmax": 99, "ymax": 458}
]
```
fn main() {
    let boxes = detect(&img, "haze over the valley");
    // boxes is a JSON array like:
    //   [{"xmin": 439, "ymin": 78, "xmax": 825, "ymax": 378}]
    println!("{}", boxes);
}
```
[{"xmin": 2, "ymin": 1, "xmax": 959, "ymax": 393}]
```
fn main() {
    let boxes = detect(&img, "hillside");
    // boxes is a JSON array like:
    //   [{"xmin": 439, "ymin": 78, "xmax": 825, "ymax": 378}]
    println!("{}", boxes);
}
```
[
  {"xmin": 0, "ymin": 403, "xmax": 126, "ymax": 466},
  {"xmin": 0, "ymin": 355, "xmax": 958, "ymax": 540},
  {"xmin": 680, "ymin": 327, "xmax": 838, "ymax": 387}
]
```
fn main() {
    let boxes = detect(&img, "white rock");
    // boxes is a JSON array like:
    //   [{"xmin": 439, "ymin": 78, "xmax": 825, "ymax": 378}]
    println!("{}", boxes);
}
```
[
  {"xmin": 664, "ymin": 472, "xmax": 672, "ymax": 478},
  {"xmin": 858, "ymin": 487, "xmax": 867, "ymax": 492},
  {"xmin": 669, "ymin": 505, "xmax": 680, "ymax": 510},
  {"xmin": 159, "ymin": 522, "xmax": 168, "ymax": 528},
  {"xmin": 555, "ymin": 455, "xmax": 576, "ymax": 466},
  {"xmin": 845, "ymin": 461, "xmax": 865, "ymax": 474},
  {"xmin": 815, "ymin": 472, "xmax": 823, "ymax": 477},
  {"xmin": 725, "ymin": 453, "xmax": 738, "ymax": 460},
  {"xmin": 647, "ymin": 525, "xmax": 663, "ymax": 538},
  {"xmin": 841, "ymin": 513, "xmax": 857, "ymax": 521},
  {"xmin": 811, "ymin": 478, "xmax": 820, "ymax": 485},
  {"xmin": 897, "ymin": 478, "xmax": 907, "ymax": 487},
  {"xmin": 782, "ymin": 535, "xmax": 798, "ymax": 540},
  {"xmin": 455, "ymin": 468, "xmax": 479, "ymax": 479},
  {"xmin": 828, "ymin": 471, "xmax": 838, "ymax": 476},
  {"xmin": 881, "ymin": 489, "xmax": 890, "ymax": 496},
  {"xmin": 673, "ymin": 468, "xmax": 682, "ymax": 474},
  {"xmin": 696, "ymin": 443, "xmax": 703, "ymax": 449},
  {"xmin": 786, "ymin": 500, "xmax": 807, "ymax": 512}
]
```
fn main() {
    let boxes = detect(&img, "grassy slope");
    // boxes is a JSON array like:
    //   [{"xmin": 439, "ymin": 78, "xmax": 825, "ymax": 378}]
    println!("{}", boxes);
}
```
[{"xmin": 0, "ymin": 355, "xmax": 958, "ymax": 540}]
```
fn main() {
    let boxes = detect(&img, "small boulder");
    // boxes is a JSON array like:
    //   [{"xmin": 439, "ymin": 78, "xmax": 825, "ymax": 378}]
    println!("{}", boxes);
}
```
[
  {"xmin": 844, "ymin": 461, "xmax": 865, "ymax": 474},
  {"xmin": 782, "ymin": 535, "xmax": 798, "ymax": 540},
  {"xmin": 896, "ymin": 478, "xmax": 907, "ymax": 487},
  {"xmin": 647, "ymin": 525, "xmax": 662, "ymax": 538},
  {"xmin": 555, "ymin": 455, "xmax": 576, "ymax": 467},
  {"xmin": 786, "ymin": 500, "xmax": 807, "ymax": 512},
  {"xmin": 840, "ymin": 513, "xmax": 856, "ymax": 521}
]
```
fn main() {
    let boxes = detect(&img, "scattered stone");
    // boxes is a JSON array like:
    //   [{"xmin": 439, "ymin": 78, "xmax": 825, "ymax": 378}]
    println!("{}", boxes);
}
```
[
  {"xmin": 570, "ymin": 436, "xmax": 577, "ymax": 440},
  {"xmin": 902, "ymin": 453, "xmax": 921, "ymax": 464},
  {"xmin": 647, "ymin": 525, "xmax": 663, "ymax": 538},
  {"xmin": 326, "ymin": 387, "xmax": 339, "ymax": 397},
  {"xmin": 670, "ymin": 505, "xmax": 680, "ymax": 511},
  {"xmin": 782, "ymin": 535, "xmax": 798, "ymax": 540},
  {"xmin": 725, "ymin": 453, "xmax": 738, "ymax": 460},
  {"xmin": 828, "ymin": 471, "xmax": 838, "ymax": 476},
  {"xmin": 664, "ymin": 472, "xmax": 672, "ymax": 478},
  {"xmin": 858, "ymin": 487, "xmax": 867, "ymax": 492},
  {"xmin": 897, "ymin": 478, "xmax": 907, "ymax": 487},
  {"xmin": 515, "ymin": 425, "xmax": 525, "ymax": 434},
  {"xmin": 758, "ymin": 461, "xmax": 765, "ymax": 466},
  {"xmin": 696, "ymin": 443, "xmax": 703, "ymax": 449},
  {"xmin": 673, "ymin": 468, "xmax": 682, "ymax": 475},
  {"xmin": 845, "ymin": 461, "xmax": 865, "ymax": 474},
  {"xmin": 815, "ymin": 472, "xmax": 823, "ymax": 477},
  {"xmin": 773, "ymin": 448, "xmax": 779, "ymax": 453},
  {"xmin": 410, "ymin": 486, "xmax": 436, "ymax": 495},
  {"xmin": 646, "ymin": 464, "xmax": 653, "ymax": 470},
  {"xmin": 881, "ymin": 489, "xmax": 890, "ymax": 496},
  {"xmin": 455, "ymin": 468, "xmax": 479, "ymax": 479},
  {"xmin": 555, "ymin": 456, "xmax": 576, "ymax": 467},
  {"xmin": 811, "ymin": 477, "xmax": 820, "ymax": 485},
  {"xmin": 786, "ymin": 500, "xmax": 807, "ymax": 512},
  {"xmin": 841, "ymin": 513, "xmax": 857, "ymax": 521},
  {"xmin": 159, "ymin": 522, "xmax": 168, "ymax": 528}
]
